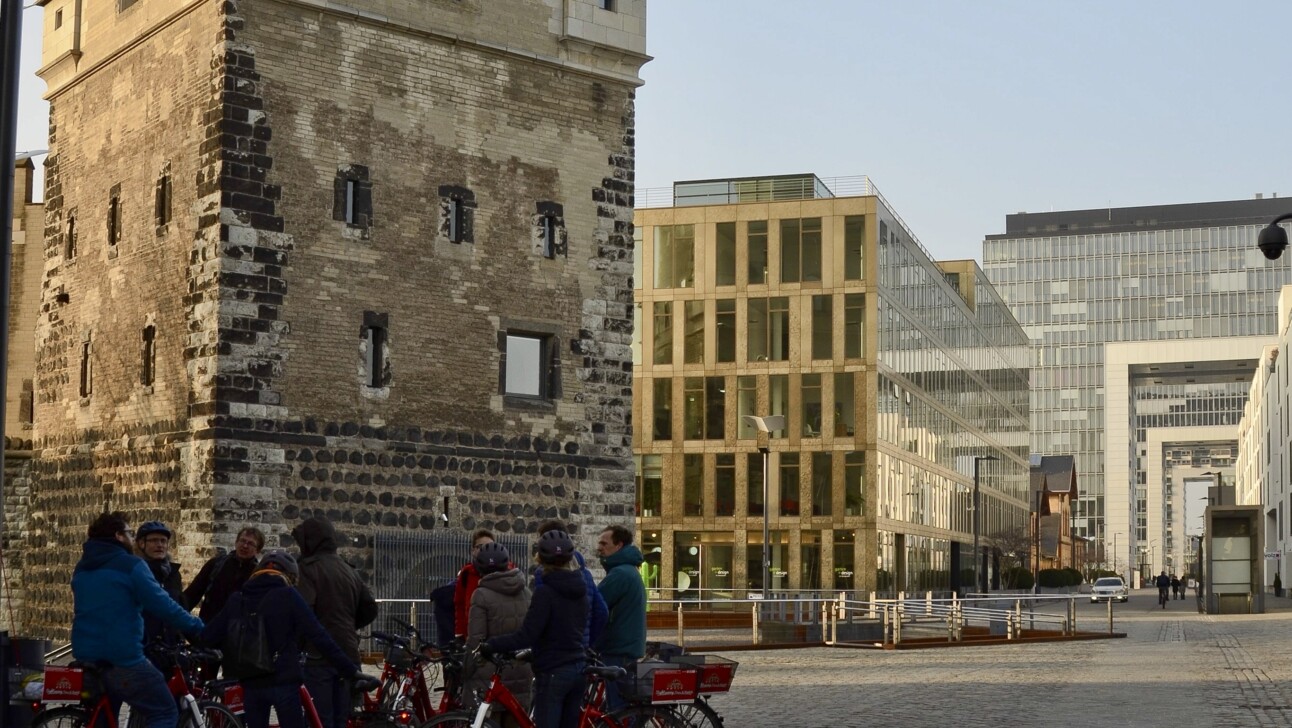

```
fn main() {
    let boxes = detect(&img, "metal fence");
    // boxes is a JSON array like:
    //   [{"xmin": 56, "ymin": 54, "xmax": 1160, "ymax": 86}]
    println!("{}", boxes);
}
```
[{"xmin": 368, "ymin": 530, "xmax": 533, "ymax": 647}]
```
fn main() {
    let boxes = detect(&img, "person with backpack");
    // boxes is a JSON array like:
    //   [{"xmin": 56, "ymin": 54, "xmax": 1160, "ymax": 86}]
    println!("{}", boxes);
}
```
[
  {"xmin": 464, "ymin": 543, "xmax": 532, "ymax": 726},
  {"xmin": 532, "ymin": 519, "xmax": 607, "ymax": 650},
  {"xmin": 199, "ymin": 550, "xmax": 372, "ymax": 728},
  {"xmin": 292, "ymin": 516, "xmax": 379, "ymax": 728},
  {"xmin": 482, "ymin": 531, "xmax": 589, "ymax": 728},
  {"xmin": 183, "ymin": 525, "xmax": 265, "ymax": 621}
]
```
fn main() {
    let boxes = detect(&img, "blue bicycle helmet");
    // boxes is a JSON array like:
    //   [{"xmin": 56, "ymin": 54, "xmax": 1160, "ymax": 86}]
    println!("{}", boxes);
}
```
[{"xmin": 136, "ymin": 521, "xmax": 172, "ymax": 540}]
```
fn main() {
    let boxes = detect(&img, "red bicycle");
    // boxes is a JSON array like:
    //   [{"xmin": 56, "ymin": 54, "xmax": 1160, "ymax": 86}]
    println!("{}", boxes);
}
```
[
  {"xmin": 356, "ymin": 621, "xmax": 464, "ymax": 726},
  {"xmin": 418, "ymin": 650, "xmax": 678, "ymax": 728}
]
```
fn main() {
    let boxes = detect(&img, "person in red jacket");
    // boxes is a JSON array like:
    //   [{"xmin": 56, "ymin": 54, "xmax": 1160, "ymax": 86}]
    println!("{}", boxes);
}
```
[{"xmin": 453, "ymin": 529, "xmax": 497, "ymax": 640}]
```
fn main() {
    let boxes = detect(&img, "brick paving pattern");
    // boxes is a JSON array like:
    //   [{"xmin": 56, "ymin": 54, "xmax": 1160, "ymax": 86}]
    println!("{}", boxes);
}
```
[{"xmin": 692, "ymin": 591, "xmax": 1292, "ymax": 727}]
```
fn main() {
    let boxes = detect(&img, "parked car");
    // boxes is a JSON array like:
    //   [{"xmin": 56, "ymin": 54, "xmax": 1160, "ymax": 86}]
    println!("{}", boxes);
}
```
[{"xmin": 1090, "ymin": 576, "xmax": 1129, "ymax": 602}]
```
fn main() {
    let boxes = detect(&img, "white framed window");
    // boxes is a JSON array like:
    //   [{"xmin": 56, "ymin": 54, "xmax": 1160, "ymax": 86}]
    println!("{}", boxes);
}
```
[{"xmin": 505, "ymin": 334, "xmax": 546, "ymax": 397}]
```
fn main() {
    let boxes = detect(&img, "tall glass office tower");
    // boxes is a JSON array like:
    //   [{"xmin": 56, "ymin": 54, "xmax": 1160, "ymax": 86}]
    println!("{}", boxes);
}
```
[{"xmin": 982, "ymin": 197, "xmax": 1292, "ymax": 575}]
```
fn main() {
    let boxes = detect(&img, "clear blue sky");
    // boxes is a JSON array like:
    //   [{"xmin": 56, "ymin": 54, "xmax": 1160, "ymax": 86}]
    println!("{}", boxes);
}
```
[{"xmin": 16, "ymin": 1, "xmax": 1292, "ymax": 261}]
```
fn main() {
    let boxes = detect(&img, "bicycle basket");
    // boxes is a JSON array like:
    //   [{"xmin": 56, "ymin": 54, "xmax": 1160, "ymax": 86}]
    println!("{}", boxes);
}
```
[
  {"xmin": 672, "ymin": 654, "xmax": 737, "ymax": 694},
  {"xmin": 385, "ymin": 644, "xmax": 414, "ymax": 671},
  {"xmin": 622, "ymin": 661, "xmax": 699, "ymax": 705}
]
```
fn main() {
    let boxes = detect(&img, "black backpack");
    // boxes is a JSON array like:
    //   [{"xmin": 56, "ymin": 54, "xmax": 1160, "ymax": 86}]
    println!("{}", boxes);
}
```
[{"xmin": 222, "ymin": 595, "xmax": 275, "ymax": 678}]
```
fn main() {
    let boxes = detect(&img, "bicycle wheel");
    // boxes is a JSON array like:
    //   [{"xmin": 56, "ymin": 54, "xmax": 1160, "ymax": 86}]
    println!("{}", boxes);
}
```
[
  {"xmin": 597, "ymin": 704, "xmax": 680, "ymax": 728},
  {"xmin": 419, "ymin": 710, "xmax": 498, "ymax": 728},
  {"xmin": 668, "ymin": 699, "xmax": 723, "ymax": 728},
  {"xmin": 178, "ymin": 701, "xmax": 244, "ymax": 728},
  {"xmin": 32, "ymin": 706, "xmax": 92, "ymax": 728}
]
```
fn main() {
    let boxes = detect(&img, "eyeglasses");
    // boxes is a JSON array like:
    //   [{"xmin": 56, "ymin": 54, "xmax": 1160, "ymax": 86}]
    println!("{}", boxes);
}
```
[
  {"xmin": 143, "ymin": 537, "xmax": 169, "ymax": 546},
  {"xmin": 235, "ymin": 538, "xmax": 261, "ymax": 548}
]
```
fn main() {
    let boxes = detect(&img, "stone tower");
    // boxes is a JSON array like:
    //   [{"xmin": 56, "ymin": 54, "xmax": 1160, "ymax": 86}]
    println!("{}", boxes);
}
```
[{"xmin": 22, "ymin": 0, "xmax": 647, "ymax": 638}]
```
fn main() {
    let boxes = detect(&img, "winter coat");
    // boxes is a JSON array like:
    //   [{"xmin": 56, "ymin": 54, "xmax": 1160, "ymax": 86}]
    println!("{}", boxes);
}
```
[
  {"xmin": 141, "ymin": 557, "xmax": 186, "ymax": 650},
  {"xmin": 596, "ymin": 545, "xmax": 646, "ymax": 659},
  {"xmin": 464, "ymin": 569, "xmax": 533, "ymax": 710},
  {"xmin": 199, "ymin": 571, "xmax": 360, "ymax": 688},
  {"xmin": 71, "ymin": 538, "xmax": 203, "ymax": 668},
  {"xmin": 489, "ymin": 566, "xmax": 588, "ymax": 672},
  {"xmin": 183, "ymin": 551, "xmax": 259, "ymax": 622},
  {"xmin": 453, "ymin": 562, "xmax": 482, "ymax": 639},
  {"xmin": 430, "ymin": 580, "xmax": 457, "ymax": 647},
  {"xmin": 533, "ymin": 550, "xmax": 607, "ymax": 648},
  {"xmin": 1155, "ymin": 574, "xmax": 1172, "ymax": 589},
  {"xmin": 291, "ymin": 518, "xmax": 379, "ymax": 663}
]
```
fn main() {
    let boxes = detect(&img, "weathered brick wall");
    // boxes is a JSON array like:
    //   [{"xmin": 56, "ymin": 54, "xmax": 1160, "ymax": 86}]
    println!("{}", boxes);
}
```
[
  {"xmin": 25, "ymin": 2, "xmax": 223, "ymax": 638},
  {"xmin": 1, "ymin": 447, "xmax": 33, "ymax": 634},
  {"xmin": 19, "ymin": 0, "xmax": 642, "ymax": 636}
]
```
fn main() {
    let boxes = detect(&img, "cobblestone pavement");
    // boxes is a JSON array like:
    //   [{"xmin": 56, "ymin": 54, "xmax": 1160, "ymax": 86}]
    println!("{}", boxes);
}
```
[{"xmin": 692, "ymin": 590, "xmax": 1292, "ymax": 728}]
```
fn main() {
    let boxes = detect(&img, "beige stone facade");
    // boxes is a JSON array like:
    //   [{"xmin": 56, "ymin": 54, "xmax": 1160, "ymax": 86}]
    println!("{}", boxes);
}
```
[
  {"xmin": 634, "ymin": 175, "xmax": 1031, "ymax": 598},
  {"xmin": 18, "ymin": 0, "xmax": 647, "ymax": 638}
]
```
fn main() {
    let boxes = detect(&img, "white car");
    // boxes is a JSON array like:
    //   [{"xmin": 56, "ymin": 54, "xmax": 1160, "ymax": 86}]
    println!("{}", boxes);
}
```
[{"xmin": 1090, "ymin": 576, "xmax": 1129, "ymax": 602}]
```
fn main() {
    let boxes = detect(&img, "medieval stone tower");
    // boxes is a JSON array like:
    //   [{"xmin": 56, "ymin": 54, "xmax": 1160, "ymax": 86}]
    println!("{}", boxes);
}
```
[{"xmin": 18, "ymin": 0, "xmax": 647, "ymax": 638}]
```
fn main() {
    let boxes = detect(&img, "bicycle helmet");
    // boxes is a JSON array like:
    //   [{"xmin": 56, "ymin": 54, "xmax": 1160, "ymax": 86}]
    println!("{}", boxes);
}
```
[
  {"xmin": 259, "ymin": 549, "xmax": 300, "ymax": 579},
  {"xmin": 536, "ymin": 530, "xmax": 575, "ymax": 565},
  {"xmin": 474, "ymin": 542, "xmax": 510, "ymax": 575},
  {"xmin": 136, "ymin": 520, "xmax": 172, "ymax": 540}
]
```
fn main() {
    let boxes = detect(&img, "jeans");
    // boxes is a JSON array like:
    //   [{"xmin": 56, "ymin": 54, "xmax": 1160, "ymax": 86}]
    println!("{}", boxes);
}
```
[
  {"xmin": 243, "ymin": 683, "xmax": 306, "ymax": 728},
  {"xmin": 531, "ymin": 661, "xmax": 586, "ymax": 728},
  {"xmin": 599, "ymin": 654, "xmax": 635, "ymax": 713},
  {"xmin": 303, "ymin": 664, "xmax": 351, "ymax": 728},
  {"xmin": 101, "ymin": 661, "xmax": 177, "ymax": 728}
]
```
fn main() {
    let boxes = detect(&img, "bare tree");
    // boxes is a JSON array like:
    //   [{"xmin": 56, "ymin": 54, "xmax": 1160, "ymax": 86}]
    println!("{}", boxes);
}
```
[{"xmin": 988, "ymin": 523, "xmax": 1033, "ymax": 588}]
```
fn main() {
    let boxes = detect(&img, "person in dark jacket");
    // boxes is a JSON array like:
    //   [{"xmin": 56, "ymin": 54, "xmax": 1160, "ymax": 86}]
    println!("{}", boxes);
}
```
[
  {"xmin": 292, "ymin": 516, "xmax": 379, "ymax": 728},
  {"xmin": 595, "ymin": 525, "xmax": 646, "ymax": 710},
  {"xmin": 135, "ymin": 521, "xmax": 186, "ymax": 673},
  {"xmin": 200, "ymin": 550, "xmax": 366, "ymax": 728},
  {"xmin": 532, "ymin": 519, "xmax": 607, "ymax": 648},
  {"xmin": 183, "ymin": 526, "xmax": 265, "ymax": 622},
  {"xmin": 71, "ymin": 512, "xmax": 205, "ymax": 728},
  {"xmin": 485, "ymin": 530, "xmax": 588, "ymax": 728},
  {"xmin": 465, "ymin": 544, "xmax": 532, "ymax": 726}
]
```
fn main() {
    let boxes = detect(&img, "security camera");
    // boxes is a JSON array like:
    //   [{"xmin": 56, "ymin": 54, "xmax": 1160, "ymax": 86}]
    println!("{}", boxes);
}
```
[{"xmin": 1259, "ymin": 216, "xmax": 1292, "ymax": 260}]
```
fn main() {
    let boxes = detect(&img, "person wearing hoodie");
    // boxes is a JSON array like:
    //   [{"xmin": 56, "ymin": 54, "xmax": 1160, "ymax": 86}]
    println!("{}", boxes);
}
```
[
  {"xmin": 71, "ymin": 511, "xmax": 205, "ymax": 728},
  {"xmin": 594, "ymin": 525, "xmax": 646, "ymax": 709},
  {"xmin": 200, "ymin": 550, "xmax": 369, "ymax": 728},
  {"xmin": 134, "ymin": 521, "xmax": 187, "ymax": 673},
  {"xmin": 453, "ymin": 528, "xmax": 497, "ymax": 640},
  {"xmin": 291, "ymin": 516, "xmax": 379, "ymax": 728},
  {"xmin": 464, "ymin": 543, "xmax": 532, "ymax": 726},
  {"xmin": 532, "ymin": 518, "xmax": 607, "ymax": 648},
  {"xmin": 484, "ymin": 531, "xmax": 588, "ymax": 728}
]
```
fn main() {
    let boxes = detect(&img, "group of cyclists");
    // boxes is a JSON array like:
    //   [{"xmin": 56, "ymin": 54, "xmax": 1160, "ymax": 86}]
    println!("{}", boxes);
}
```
[{"xmin": 68, "ymin": 512, "xmax": 648, "ymax": 728}]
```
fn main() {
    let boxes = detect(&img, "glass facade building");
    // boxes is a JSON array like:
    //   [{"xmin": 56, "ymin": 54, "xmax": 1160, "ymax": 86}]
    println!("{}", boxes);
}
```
[
  {"xmin": 633, "ymin": 175, "xmax": 1029, "ymax": 597},
  {"xmin": 982, "ymin": 198, "xmax": 1292, "ymax": 575}
]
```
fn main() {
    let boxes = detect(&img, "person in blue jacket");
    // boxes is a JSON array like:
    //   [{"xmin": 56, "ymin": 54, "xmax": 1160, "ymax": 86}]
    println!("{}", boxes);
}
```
[
  {"xmin": 71, "ymin": 511, "xmax": 205, "ymax": 728},
  {"xmin": 532, "ymin": 519, "xmax": 607, "ymax": 648},
  {"xmin": 484, "ymin": 530, "xmax": 589, "ymax": 728},
  {"xmin": 200, "ymin": 550, "xmax": 369, "ymax": 728}
]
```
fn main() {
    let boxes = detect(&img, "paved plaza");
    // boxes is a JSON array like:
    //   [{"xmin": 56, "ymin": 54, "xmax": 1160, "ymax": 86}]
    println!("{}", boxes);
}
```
[{"xmin": 697, "ymin": 590, "xmax": 1292, "ymax": 727}]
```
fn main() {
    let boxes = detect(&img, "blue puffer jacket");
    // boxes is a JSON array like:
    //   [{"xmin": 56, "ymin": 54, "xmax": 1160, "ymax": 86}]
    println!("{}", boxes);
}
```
[
  {"xmin": 71, "ymin": 538, "xmax": 204, "ymax": 668},
  {"xmin": 533, "ymin": 550, "xmax": 607, "ymax": 647}
]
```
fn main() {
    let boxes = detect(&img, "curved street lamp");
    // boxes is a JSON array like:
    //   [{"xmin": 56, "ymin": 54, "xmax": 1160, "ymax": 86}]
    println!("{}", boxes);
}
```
[
  {"xmin": 742, "ymin": 414, "xmax": 785, "ymax": 598},
  {"xmin": 1257, "ymin": 213, "xmax": 1292, "ymax": 260}
]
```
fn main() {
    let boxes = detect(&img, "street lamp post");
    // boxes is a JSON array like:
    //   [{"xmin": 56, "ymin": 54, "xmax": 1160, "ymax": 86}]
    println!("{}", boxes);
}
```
[
  {"xmin": 972, "ymin": 455, "xmax": 999, "ymax": 594},
  {"xmin": 743, "ymin": 415, "xmax": 785, "ymax": 598}
]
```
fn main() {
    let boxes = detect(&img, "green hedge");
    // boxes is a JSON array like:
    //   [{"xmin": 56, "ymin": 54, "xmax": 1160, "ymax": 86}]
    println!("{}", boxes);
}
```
[
  {"xmin": 1037, "ymin": 568, "xmax": 1083, "ymax": 588},
  {"xmin": 1003, "ymin": 566, "xmax": 1034, "ymax": 590}
]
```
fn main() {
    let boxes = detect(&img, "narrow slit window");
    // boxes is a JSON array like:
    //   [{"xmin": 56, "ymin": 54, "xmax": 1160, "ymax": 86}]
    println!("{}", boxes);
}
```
[
  {"xmin": 65, "ymin": 212, "xmax": 77, "ymax": 259},
  {"xmin": 141, "ymin": 325, "xmax": 156, "ymax": 387},
  {"xmin": 448, "ymin": 198, "xmax": 463, "ymax": 243},
  {"xmin": 365, "ymin": 324, "xmax": 387, "ymax": 388},
  {"xmin": 107, "ymin": 194, "xmax": 120, "ymax": 249},
  {"xmin": 155, "ymin": 174, "xmax": 172, "ymax": 227},
  {"xmin": 345, "ymin": 179, "xmax": 357, "ymax": 225},
  {"xmin": 79, "ymin": 337, "xmax": 93, "ymax": 398},
  {"xmin": 541, "ymin": 214, "xmax": 557, "ymax": 258}
]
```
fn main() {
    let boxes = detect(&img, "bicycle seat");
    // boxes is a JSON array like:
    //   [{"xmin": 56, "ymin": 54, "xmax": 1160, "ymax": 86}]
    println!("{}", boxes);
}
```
[{"xmin": 584, "ymin": 665, "xmax": 627, "ymax": 680}]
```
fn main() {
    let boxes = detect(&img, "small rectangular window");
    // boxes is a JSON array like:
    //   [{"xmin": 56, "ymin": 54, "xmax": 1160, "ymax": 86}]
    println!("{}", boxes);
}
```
[
  {"xmin": 801, "ymin": 373, "xmax": 821, "ymax": 437},
  {"xmin": 141, "ymin": 325, "xmax": 156, "ymax": 387},
  {"xmin": 683, "ymin": 300, "xmax": 705, "ymax": 364},
  {"xmin": 65, "ymin": 211, "xmax": 77, "ymax": 259},
  {"xmin": 844, "ymin": 216, "xmax": 865, "ymax": 280},
  {"xmin": 54, "ymin": 9, "xmax": 63, "ymax": 28},
  {"xmin": 653, "ymin": 225, "xmax": 695, "ymax": 288},
  {"xmin": 364, "ymin": 324, "xmax": 386, "ymax": 388},
  {"xmin": 598, "ymin": 0, "xmax": 616, "ymax": 10},
  {"xmin": 736, "ymin": 375, "xmax": 757, "ymax": 439},
  {"xmin": 503, "ymin": 336, "xmax": 545, "ymax": 398},
  {"xmin": 79, "ymin": 336, "xmax": 93, "ymax": 398},
  {"xmin": 541, "ymin": 215, "xmax": 556, "ymax": 258},
  {"xmin": 845, "ymin": 293, "xmax": 865, "ymax": 358},
  {"xmin": 335, "ymin": 166, "xmax": 373, "ymax": 232},
  {"xmin": 715, "ymin": 299, "xmax": 735, "ymax": 363},
  {"xmin": 714, "ymin": 222, "xmax": 736, "ymax": 286},
  {"xmin": 715, "ymin": 454, "xmax": 735, "ymax": 517},
  {"xmin": 747, "ymin": 452, "xmax": 765, "ymax": 516},
  {"xmin": 845, "ymin": 451, "xmax": 865, "ymax": 516},
  {"xmin": 652, "ymin": 302, "xmax": 673, "ymax": 365},
  {"xmin": 118, "ymin": 0, "xmax": 138, "ymax": 11},
  {"xmin": 779, "ymin": 453, "xmax": 801, "ymax": 516},
  {"xmin": 637, "ymin": 455, "xmax": 662, "ymax": 518},
  {"xmin": 747, "ymin": 221, "xmax": 768, "ymax": 284},
  {"xmin": 812, "ymin": 452, "xmax": 833, "ymax": 516},
  {"xmin": 345, "ymin": 180, "xmax": 357, "ymax": 224},
  {"xmin": 683, "ymin": 454, "xmax": 703, "ymax": 517},
  {"xmin": 652, "ymin": 378, "xmax": 672, "ymax": 440},
  {"xmin": 107, "ymin": 192, "xmax": 121, "ymax": 250},
  {"xmin": 155, "ymin": 174, "xmax": 172, "ymax": 228},
  {"xmin": 448, "ymin": 199, "xmax": 463, "ymax": 243},
  {"xmin": 811, "ymin": 295, "xmax": 832, "ymax": 360}
]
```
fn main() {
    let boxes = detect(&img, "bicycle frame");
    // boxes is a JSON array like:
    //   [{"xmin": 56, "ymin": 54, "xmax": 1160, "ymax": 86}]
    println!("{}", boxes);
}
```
[
  {"xmin": 165, "ymin": 660, "xmax": 206, "ymax": 726},
  {"xmin": 473, "ymin": 672, "xmax": 534, "ymax": 728}
]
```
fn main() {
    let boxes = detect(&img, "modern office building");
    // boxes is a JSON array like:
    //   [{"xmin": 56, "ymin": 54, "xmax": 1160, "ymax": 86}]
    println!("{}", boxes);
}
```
[
  {"xmin": 633, "ymin": 174, "xmax": 1030, "ymax": 597},
  {"xmin": 1236, "ymin": 285, "xmax": 1292, "ymax": 590},
  {"xmin": 983, "ymin": 198, "xmax": 1292, "ymax": 580}
]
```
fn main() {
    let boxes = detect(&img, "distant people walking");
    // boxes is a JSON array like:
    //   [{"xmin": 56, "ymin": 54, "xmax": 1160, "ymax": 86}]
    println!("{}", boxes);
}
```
[
  {"xmin": 595, "ymin": 525, "xmax": 646, "ymax": 711},
  {"xmin": 1170, "ymin": 574, "xmax": 1182, "ymax": 600},
  {"xmin": 1155, "ymin": 571, "xmax": 1171, "ymax": 608},
  {"xmin": 291, "ymin": 517, "xmax": 379, "ymax": 728}
]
